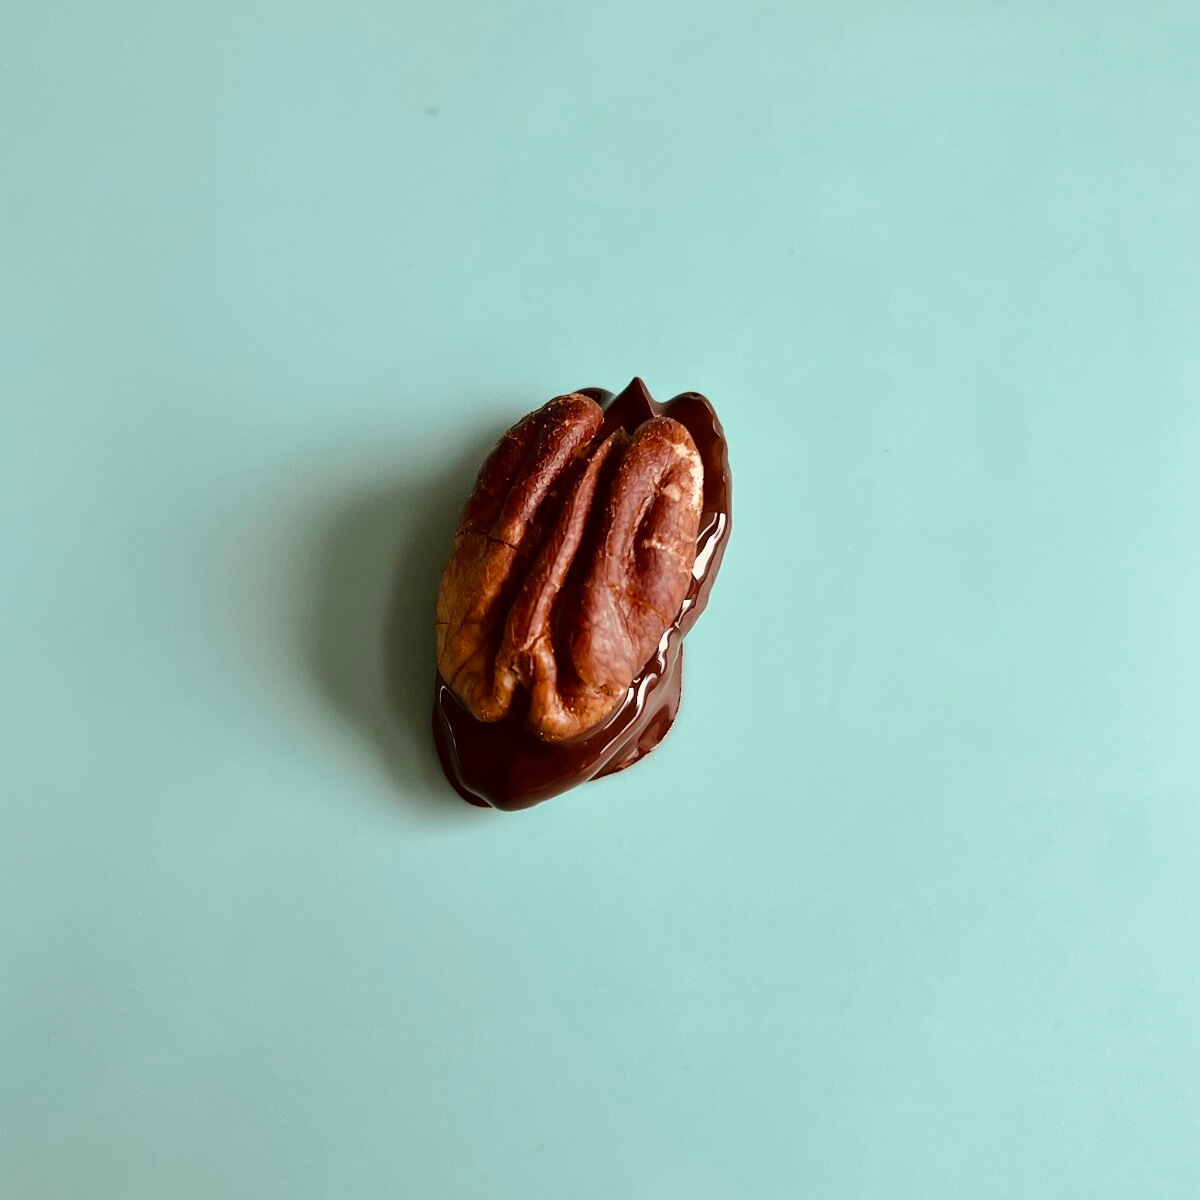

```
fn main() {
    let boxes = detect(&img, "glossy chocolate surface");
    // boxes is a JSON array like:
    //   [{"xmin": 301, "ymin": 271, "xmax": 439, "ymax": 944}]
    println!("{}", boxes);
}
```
[{"xmin": 432, "ymin": 379, "xmax": 732, "ymax": 810}]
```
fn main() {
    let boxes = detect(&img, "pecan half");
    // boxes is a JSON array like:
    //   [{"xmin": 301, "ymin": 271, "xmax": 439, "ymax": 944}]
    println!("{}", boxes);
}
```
[{"xmin": 435, "ymin": 393, "xmax": 704, "ymax": 741}]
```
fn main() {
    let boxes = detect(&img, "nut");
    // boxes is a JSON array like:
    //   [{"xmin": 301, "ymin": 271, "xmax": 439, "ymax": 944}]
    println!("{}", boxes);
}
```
[{"xmin": 436, "ymin": 393, "xmax": 704, "ymax": 741}]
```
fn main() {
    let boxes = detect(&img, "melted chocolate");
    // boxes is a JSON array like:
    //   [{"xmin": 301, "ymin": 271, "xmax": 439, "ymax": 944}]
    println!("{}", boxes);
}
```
[{"xmin": 432, "ymin": 379, "xmax": 732, "ymax": 810}]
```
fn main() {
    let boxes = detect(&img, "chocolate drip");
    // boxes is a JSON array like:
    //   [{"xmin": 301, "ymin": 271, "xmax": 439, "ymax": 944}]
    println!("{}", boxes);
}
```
[{"xmin": 432, "ymin": 379, "xmax": 732, "ymax": 810}]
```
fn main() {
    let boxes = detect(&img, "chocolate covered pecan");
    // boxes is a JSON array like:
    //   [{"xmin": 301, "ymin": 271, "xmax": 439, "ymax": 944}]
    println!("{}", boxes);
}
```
[{"xmin": 436, "ymin": 393, "xmax": 704, "ymax": 741}]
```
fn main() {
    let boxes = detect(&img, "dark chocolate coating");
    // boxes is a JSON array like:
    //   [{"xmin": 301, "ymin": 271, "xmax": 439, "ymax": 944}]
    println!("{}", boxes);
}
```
[{"xmin": 432, "ymin": 378, "xmax": 732, "ymax": 810}]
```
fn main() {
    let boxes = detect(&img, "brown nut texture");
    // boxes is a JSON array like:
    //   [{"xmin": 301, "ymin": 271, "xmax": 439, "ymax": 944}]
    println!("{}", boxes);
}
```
[{"xmin": 436, "ymin": 393, "xmax": 704, "ymax": 742}]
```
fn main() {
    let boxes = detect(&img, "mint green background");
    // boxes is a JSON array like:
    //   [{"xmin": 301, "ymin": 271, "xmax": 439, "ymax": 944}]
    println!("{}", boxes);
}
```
[{"xmin": 4, "ymin": 2, "xmax": 1200, "ymax": 1196}]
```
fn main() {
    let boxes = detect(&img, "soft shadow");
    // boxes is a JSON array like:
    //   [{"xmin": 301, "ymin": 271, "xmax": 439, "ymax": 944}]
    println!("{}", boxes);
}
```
[{"xmin": 311, "ymin": 435, "xmax": 499, "ymax": 821}]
